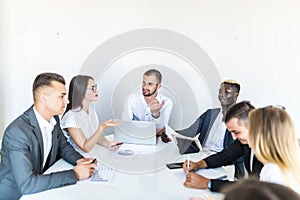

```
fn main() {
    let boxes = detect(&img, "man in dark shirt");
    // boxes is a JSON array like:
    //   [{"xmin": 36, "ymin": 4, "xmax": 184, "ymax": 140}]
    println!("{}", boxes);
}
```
[
  {"xmin": 183, "ymin": 101, "xmax": 264, "ymax": 192},
  {"xmin": 177, "ymin": 79, "xmax": 244, "ymax": 178}
]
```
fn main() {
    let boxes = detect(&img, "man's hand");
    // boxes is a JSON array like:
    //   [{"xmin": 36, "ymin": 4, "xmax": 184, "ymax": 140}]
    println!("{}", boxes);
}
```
[
  {"xmin": 74, "ymin": 158, "xmax": 97, "ymax": 180},
  {"xmin": 184, "ymin": 173, "xmax": 210, "ymax": 189},
  {"xmin": 149, "ymin": 98, "xmax": 165, "ymax": 118},
  {"xmin": 76, "ymin": 158, "xmax": 90, "ymax": 164},
  {"xmin": 156, "ymin": 127, "xmax": 171, "ymax": 143},
  {"xmin": 156, "ymin": 127, "xmax": 165, "ymax": 137},
  {"xmin": 183, "ymin": 160, "xmax": 207, "ymax": 174}
]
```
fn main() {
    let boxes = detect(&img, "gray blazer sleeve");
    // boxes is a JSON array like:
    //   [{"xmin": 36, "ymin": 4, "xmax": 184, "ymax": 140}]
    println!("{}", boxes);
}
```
[{"xmin": 4, "ymin": 124, "xmax": 79, "ymax": 195}]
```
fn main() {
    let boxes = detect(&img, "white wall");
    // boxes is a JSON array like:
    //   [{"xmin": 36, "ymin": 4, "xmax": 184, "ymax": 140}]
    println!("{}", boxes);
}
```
[{"xmin": 1, "ymin": 0, "xmax": 300, "ymax": 138}]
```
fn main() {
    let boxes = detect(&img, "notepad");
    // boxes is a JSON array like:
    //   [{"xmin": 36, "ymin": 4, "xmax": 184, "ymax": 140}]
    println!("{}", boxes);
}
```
[{"xmin": 91, "ymin": 167, "xmax": 115, "ymax": 182}]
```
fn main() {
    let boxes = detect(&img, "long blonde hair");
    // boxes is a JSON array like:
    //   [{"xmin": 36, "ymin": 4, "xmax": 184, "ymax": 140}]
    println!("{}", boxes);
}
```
[{"xmin": 248, "ymin": 106, "xmax": 300, "ymax": 190}]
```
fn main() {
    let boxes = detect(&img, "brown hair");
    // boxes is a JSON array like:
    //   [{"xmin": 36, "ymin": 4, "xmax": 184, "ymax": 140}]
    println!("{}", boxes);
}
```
[
  {"xmin": 64, "ymin": 75, "xmax": 94, "ymax": 114},
  {"xmin": 222, "ymin": 179, "xmax": 300, "ymax": 200}
]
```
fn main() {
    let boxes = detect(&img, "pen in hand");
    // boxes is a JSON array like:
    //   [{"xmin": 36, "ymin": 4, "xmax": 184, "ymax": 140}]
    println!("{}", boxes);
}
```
[
  {"xmin": 186, "ymin": 156, "xmax": 190, "ymax": 173},
  {"xmin": 111, "ymin": 142, "xmax": 124, "ymax": 148}
]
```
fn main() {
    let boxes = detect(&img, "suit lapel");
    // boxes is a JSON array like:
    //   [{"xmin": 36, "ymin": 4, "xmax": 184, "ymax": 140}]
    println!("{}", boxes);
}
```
[
  {"xmin": 244, "ymin": 146, "xmax": 251, "ymax": 173},
  {"xmin": 25, "ymin": 106, "xmax": 45, "ymax": 168},
  {"xmin": 201, "ymin": 108, "xmax": 220, "ymax": 145}
]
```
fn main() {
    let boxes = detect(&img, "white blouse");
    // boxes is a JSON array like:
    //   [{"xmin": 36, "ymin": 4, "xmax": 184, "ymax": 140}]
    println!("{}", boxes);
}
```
[
  {"xmin": 260, "ymin": 163, "xmax": 299, "ymax": 193},
  {"xmin": 61, "ymin": 105, "xmax": 99, "ymax": 154}
]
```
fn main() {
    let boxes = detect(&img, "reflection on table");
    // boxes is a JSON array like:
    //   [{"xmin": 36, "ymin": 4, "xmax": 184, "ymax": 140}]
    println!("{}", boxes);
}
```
[{"xmin": 21, "ymin": 136, "xmax": 233, "ymax": 200}]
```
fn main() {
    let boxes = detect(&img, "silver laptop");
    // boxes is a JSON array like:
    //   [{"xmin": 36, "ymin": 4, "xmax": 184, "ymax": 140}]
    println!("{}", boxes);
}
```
[{"xmin": 113, "ymin": 121, "xmax": 157, "ymax": 145}]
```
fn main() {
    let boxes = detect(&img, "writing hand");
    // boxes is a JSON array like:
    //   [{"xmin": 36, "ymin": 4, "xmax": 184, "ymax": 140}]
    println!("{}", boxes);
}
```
[
  {"xmin": 74, "ymin": 158, "xmax": 97, "ymax": 180},
  {"xmin": 183, "ymin": 160, "xmax": 199, "ymax": 174}
]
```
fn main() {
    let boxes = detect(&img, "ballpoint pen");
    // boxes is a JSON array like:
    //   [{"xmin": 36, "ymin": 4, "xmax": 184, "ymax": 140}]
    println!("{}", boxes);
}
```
[{"xmin": 187, "ymin": 156, "xmax": 190, "ymax": 173}]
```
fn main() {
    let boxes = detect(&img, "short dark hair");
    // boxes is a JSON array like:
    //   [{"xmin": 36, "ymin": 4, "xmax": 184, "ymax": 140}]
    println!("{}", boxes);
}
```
[
  {"xmin": 64, "ymin": 75, "xmax": 94, "ymax": 115},
  {"xmin": 144, "ymin": 69, "xmax": 162, "ymax": 84},
  {"xmin": 224, "ymin": 101, "xmax": 255, "ymax": 125},
  {"xmin": 222, "ymin": 179, "xmax": 300, "ymax": 200},
  {"xmin": 32, "ymin": 72, "xmax": 66, "ymax": 101}
]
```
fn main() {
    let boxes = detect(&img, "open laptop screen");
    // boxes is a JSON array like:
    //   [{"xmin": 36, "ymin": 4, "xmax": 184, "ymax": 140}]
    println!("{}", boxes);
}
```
[{"xmin": 113, "ymin": 121, "xmax": 157, "ymax": 145}]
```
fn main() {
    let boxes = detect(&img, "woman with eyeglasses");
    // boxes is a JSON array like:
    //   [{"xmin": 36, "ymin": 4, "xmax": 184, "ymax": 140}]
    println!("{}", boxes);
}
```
[
  {"xmin": 248, "ymin": 106, "xmax": 300, "ymax": 193},
  {"xmin": 61, "ymin": 75, "xmax": 121, "ymax": 154}
]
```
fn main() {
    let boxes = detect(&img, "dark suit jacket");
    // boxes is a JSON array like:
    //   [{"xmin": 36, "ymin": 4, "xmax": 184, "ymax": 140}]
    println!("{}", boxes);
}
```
[
  {"xmin": 204, "ymin": 139, "xmax": 264, "ymax": 192},
  {"xmin": 0, "ymin": 106, "xmax": 84, "ymax": 199},
  {"xmin": 176, "ymin": 108, "xmax": 244, "ymax": 178}
]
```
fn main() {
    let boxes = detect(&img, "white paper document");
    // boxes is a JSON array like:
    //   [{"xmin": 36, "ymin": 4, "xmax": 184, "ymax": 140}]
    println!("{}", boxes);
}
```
[
  {"xmin": 171, "ymin": 167, "xmax": 228, "ymax": 182},
  {"xmin": 80, "ymin": 166, "xmax": 116, "ymax": 184}
]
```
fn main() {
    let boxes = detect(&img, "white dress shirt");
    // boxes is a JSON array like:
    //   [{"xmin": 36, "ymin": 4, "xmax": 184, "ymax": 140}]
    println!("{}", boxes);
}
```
[
  {"xmin": 122, "ymin": 91, "xmax": 173, "ymax": 130},
  {"xmin": 202, "ymin": 112, "xmax": 226, "ymax": 152},
  {"xmin": 33, "ymin": 107, "xmax": 56, "ymax": 167}
]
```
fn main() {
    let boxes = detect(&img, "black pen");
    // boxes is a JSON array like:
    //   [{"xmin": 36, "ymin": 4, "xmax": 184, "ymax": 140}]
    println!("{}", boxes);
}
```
[
  {"xmin": 111, "ymin": 142, "xmax": 124, "ymax": 148},
  {"xmin": 91, "ymin": 158, "xmax": 97, "ymax": 164}
]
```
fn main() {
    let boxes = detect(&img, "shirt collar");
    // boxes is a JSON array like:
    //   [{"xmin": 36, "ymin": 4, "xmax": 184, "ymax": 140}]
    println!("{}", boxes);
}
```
[{"xmin": 33, "ymin": 107, "xmax": 57, "ymax": 129}]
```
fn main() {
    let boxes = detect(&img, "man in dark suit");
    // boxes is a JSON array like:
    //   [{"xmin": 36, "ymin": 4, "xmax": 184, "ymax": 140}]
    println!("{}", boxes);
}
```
[
  {"xmin": 183, "ymin": 101, "xmax": 264, "ymax": 192},
  {"xmin": 0, "ymin": 73, "xmax": 97, "ymax": 199},
  {"xmin": 176, "ymin": 79, "xmax": 244, "ymax": 178}
]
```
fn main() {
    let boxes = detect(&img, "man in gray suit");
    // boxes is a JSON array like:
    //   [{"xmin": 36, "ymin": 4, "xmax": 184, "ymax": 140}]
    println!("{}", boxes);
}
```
[{"xmin": 0, "ymin": 73, "xmax": 97, "ymax": 199}]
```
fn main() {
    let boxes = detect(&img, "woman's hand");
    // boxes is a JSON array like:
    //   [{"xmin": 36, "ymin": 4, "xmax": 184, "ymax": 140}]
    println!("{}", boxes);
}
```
[
  {"xmin": 99, "ymin": 119, "xmax": 121, "ymax": 132},
  {"xmin": 109, "ymin": 141, "xmax": 123, "ymax": 151}
]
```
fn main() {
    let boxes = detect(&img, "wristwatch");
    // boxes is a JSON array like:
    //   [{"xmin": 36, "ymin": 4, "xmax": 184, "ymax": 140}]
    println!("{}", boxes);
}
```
[
  {"xmin": 207, "ymin": 180, "xmax": 212, "ymax": 189},
  {"xmin": 152, "ymin": 112, "xmax": 160, "ymax": 119}
]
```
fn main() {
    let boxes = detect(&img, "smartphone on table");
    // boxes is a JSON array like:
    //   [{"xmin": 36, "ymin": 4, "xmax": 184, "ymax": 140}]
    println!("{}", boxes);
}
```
[{"xmin": 166, "ymin": 162, "xmax": 184, "ymax": 169}]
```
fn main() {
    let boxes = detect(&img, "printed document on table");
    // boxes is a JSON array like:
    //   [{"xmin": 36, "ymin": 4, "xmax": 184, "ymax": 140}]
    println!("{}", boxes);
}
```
[
  {"xmin": 80, "ymin": 166, "xmax": 116, "ymax": 184},
  {"xmin": 170, "ymin": 167, "xmax": 228, "ymax": 182}
]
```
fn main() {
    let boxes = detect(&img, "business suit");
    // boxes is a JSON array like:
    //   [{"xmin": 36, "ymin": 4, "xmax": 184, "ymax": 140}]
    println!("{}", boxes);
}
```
[
  {"xmin": 0, "ymin": 106, "xmax": 84, "ymax": 199},
  {"xmin": 176, "ymin": 108, "xmax": 245, "ymax": 178},
  {"xmin": 204, "ymin": 139, "xmax": 264, "ymax": 192}
]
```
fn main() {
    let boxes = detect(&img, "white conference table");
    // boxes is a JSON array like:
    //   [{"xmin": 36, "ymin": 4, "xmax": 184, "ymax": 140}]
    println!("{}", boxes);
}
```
[{"xmin": 21, "ymin": 136, "xmax": 233, "ymax": 200}]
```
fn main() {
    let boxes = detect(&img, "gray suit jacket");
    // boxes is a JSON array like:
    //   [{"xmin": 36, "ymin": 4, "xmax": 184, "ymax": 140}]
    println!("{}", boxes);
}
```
[{"xmin": 0, "ymin": 106, "xmax": 84, "ymax": 200}]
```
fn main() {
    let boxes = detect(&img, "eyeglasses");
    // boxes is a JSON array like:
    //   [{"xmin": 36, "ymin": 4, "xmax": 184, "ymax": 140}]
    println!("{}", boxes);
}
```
[
  {"xmin": 262, "ymin": 105, "xmax": 285, "ymax": 133},
  {"xmin": 86, "ymin": 84, "xmax": 97, "ymax": 93},
  {"xmin": 142, "ymin": 81, "xmax": 158, "ymax": 87}
]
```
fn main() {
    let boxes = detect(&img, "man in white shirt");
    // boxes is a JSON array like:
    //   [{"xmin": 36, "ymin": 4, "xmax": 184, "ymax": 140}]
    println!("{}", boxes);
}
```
[{"xmin": 123, "ymin": 69, "xmax": 173, "ymax": 141}]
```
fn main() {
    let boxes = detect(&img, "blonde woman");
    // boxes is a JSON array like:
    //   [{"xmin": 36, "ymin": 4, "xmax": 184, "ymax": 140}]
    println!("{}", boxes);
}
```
[{"xmin": 248, "ymin": 106, "xmax": 300, "ymax": 193}]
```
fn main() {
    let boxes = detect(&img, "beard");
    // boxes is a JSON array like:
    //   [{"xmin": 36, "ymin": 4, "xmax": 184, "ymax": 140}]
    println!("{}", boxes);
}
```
[{"xmin": 143, "ymin": 87, "xmax": 157, "ymax": 97}]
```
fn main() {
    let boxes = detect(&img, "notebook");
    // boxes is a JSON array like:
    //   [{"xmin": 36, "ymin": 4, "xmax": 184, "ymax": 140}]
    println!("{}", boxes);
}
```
[{"xmin": 113, "ymin": 121, "xmax": 157, "ymax": 145}]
